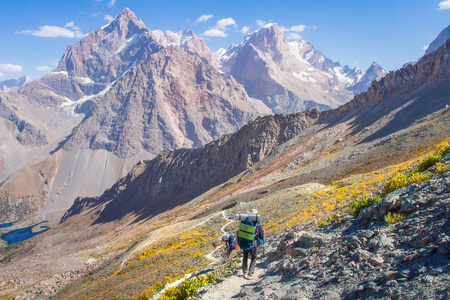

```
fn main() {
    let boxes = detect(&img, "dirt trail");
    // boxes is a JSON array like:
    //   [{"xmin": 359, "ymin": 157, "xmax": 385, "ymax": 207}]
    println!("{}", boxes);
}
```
[
  {"xmin": 151, "ymin": 211, "xmax": 236, "ymax": 299},
  {"xmin": 200, "ymin": 268, "xmax": 265, "ymax": 299},
  {"xmin": 205, "ymin": 211, "xmax": 234, "ymax": 262}
]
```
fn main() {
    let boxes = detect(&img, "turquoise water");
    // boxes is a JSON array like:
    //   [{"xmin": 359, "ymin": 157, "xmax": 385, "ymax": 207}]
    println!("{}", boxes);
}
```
[
  {"xmin": 1, "ymin": 223, "xmax": 50, "ymax": 245},
  {"xmin": 0, "ymin": 222, "xmax": 14, "ymax": 228}
]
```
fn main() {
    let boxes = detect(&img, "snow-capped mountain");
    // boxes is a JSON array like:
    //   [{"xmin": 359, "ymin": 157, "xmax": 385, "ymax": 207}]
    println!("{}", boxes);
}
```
[
  {"xmin": 219, "ymin": 24, "xmax": 386, "ymax": 112},
  {"xmin": 0, "ymin": 8, "xmax": 269, "ymax": 219},
  {"xmin": 288, "ymin": 40, "xmax": 386, "ymax": 94},
  {"xmin": 219, "ymin": 24, "xmax": 353, "ymax": 113},
  {"xmin": 347, "ymin": 62, "xmax": 386, "ymax": 95},
  {"xmin": 0, "ymin": 75, "xmax": 31, "ymax": 93}
]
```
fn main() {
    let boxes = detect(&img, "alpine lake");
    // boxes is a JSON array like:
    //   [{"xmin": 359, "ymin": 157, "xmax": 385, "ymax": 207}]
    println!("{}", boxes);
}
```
[{"xmin": 0, "ymin": 222, "xmax": 50, "ymax": 245}]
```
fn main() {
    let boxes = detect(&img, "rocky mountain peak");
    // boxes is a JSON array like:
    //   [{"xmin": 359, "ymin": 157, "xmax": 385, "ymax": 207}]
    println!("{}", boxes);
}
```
[
  {"xmin": 244, "ymin": 23, "xmax": 290, "ymax": 59},
  {"xmin": 107, "ymin": 7, "xmax": 147, "ymax": 33},
  {"xmin": 346, "ymin": 61, "xmax": 387, "ymax": 95},
  {"xmin": 52, "ymin": 7, "xmax": 160, "ymax": 98},
  {"xmin": 367, "ymin": 61, "xmax": 384, "ymax": 72}
]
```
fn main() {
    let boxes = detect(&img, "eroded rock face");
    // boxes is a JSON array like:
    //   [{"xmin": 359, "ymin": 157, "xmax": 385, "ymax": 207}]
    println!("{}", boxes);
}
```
[
  {"xmin": 0, "ymin": 97, "xmax": 48, "ymax": 147},
  {"xmin": 61, "ymin": 45, "xmax": 269, "ymax": 158},
  {"xmin": 61, "ymin": 110, "xmax": 321, "ymax": 222}
]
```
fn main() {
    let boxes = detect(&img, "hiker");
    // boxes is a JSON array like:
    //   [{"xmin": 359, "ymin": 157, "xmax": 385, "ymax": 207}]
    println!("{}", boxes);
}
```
[
  {"xmin": 236, "ymin": 210, "xmax": 265, "ymax": 279},
  {"xmin": 222, "ymin": 235, "xmax": 238, "ymax": 260}
]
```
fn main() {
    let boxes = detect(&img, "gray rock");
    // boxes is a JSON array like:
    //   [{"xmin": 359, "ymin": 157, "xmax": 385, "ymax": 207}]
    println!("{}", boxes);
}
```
[{"xmin": 430, "ymin": 267, "xmax": 443, "ymax": 276}]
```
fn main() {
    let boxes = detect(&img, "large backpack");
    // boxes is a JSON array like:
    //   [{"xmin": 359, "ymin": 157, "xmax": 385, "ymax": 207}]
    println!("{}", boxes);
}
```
[{"xmin": 237, "ymin": 220, "xmax": 257, "ymax": 251}]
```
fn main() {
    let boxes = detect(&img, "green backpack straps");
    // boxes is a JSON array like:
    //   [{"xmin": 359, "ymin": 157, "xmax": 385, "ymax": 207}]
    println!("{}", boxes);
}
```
[{"xmin": 238, "ymin": 222, "xmax": 256, "ymax": 241}]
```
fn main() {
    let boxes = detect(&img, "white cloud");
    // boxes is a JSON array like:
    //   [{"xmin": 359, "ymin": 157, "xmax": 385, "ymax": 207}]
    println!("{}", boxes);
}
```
[
  {"xmin": 104, "ymin": 14, "xmax": 114, "ymax": 21},
  {"xmin": 203, "ymin": 28, "xmax": 228, "ymax": 37},
  {"xmin": 65, "ymin": 21, "xmax": 79, "ymax": 30},
  {"xmin": 216, "ymin": 18, "xmax": 236, "ymax": 30},
  {"xmin": 16, "ymin": 22, "xmax": 84, "ymax": 38},
  {"xmin": 196, "ymin": 14, "xmax": 213, "ymax": 23},
  {"xmin": 0, "ymin": 72, "xmax": 4, "ymax": 77},
  {"xmin": 107, "ymin": 0, "xmax": 116, "ymax": 8},
  {"xmin": 241, "ymin": 26, "xmax": 250, "ymax": 34},
  {"xmin": 202, "ymin": 17, "xmax": 236, "ymax": 38},
  {"xmin": 438, "ymin": 0, "xmax": 450, "ymax": 10},
  {"xmin": 0, "ymin": 64, "xmax": 23, "ymax": 73},
  {"xmin": 290, "ymin": 25, "xmax": 306, "ymax": 32},
  {"xmin": 286, "ymin": 32, "xmax": 302, "ymax": 40},
  {"xmin": 256, "ymin": 20, "xmax": 267, "ymax": 27},
  {"xmin": 279, "ymin": 24, "xmax": 307, "ymax": 33},
  {"xmin": 36, "ymin": 66, "xmax": 52, "ymax": 71}
]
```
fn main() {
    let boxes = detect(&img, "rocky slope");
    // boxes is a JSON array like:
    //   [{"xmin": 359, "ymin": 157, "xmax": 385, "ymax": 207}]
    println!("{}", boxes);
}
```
[
  {"xmin": 61, "ymin": 109, "xmax": 320, "ymax": 223},
  {"xmin": 203, "ymin": 166, "xmax": 450, "ymax": 299}
]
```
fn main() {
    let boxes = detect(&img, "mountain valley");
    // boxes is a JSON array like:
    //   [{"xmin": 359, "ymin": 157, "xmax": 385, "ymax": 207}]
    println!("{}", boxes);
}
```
[{"xmin": 0, "ymin": 8, "xmax": 449, "ymax": 300}]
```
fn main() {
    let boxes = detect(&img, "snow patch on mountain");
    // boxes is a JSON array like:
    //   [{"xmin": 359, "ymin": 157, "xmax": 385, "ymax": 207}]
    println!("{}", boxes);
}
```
[{"xmin": 115, "ymin": 34, "xmax": 139, "ymax": 55}]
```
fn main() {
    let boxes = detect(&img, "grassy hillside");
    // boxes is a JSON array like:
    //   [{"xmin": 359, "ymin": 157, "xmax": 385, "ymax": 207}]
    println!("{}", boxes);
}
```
[{"xmin": 53, "ymin": 137, "xmax": 450, "ymax": 299}]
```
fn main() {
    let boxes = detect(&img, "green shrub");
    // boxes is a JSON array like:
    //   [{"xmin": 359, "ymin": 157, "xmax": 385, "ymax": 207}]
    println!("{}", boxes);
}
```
[
  {"xmin": 385, "ymin": 212, "xmax": 406, "ymax": 224},
  {"xmin": 435, "ymin": 162, "xmax": 450, "ymax": 174},
  {"xmin": 417, "ymin": 153, "xmax": 442, "ymax": 172},
  {"xmin": 437, "ymin": 141, "xmax": 450, "ymax": 157},
  {"xmin": 382, "ymin": 173, "xmax": 408, "ymax": 196},
  {"xmin": 159, "ymin": 271, "xmax": 221, "ymax": 300},
  {"xmin": 349, "ymin": 196, "xmax": 381, "ymax": 218},
  {"xmin": 407, "ymin": 171, "xmax": 432, "ymax": 184}
]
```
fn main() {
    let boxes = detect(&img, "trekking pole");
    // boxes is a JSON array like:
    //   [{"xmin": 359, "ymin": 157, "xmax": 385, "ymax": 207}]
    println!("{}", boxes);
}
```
[{"xmin": 262, "ymin": 244, "xmax": 267, "ymax": 277}]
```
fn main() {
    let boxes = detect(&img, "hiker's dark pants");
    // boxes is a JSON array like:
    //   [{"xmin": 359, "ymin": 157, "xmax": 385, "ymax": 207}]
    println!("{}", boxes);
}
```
[{"xmin": 242, "ymin": 247, "xmax": 257, "ymax": 276}]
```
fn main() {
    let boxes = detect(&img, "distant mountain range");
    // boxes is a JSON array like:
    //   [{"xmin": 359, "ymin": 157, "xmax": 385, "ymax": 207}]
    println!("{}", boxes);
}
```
[
  {"xmin": 0, "ymin": 75, "xmax": 31, "ymax": 93},
  {"xmin": 219, "ymin": 23, "xmax": 386, "ymax": 113}
]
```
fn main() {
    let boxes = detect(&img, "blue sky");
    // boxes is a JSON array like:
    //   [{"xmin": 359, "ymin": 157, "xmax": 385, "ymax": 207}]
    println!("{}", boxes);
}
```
[{"xmin": 0, "ymin": 0, "xmax": 449, "ymax": 80}]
